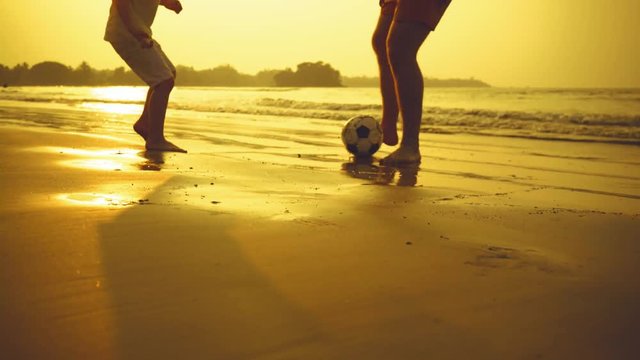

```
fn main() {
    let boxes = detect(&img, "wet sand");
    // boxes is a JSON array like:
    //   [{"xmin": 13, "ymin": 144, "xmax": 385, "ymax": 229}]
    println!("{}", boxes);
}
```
[{"xmin": 1, "ymin": 121, "xmax": 639, "ymax": 359}]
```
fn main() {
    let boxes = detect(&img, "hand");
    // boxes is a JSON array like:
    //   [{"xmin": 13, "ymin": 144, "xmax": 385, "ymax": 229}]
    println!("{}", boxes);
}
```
[{"xmin": 161, "ymin": 0, "xmax": 183, "ymax": 14}]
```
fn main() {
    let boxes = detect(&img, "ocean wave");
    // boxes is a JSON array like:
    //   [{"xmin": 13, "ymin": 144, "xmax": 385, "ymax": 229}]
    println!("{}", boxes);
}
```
[
  {"xmin": 256, "ymin": 98, "xmax": 381, "ymax": 112},
  {"xmin": 173, "ymin": 98, "xmax": 640, "ymax": 143},
  {"xmin": 2, "ymin": 91, "xmax": 639, "ymax": 145}
]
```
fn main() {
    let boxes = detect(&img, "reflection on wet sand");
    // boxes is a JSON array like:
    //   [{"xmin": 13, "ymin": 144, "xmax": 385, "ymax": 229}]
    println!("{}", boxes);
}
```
[
  {"xmin": 57, "ymin": 192, "xmax": 134, "ymax": 207},
  {"xmin": 29, "ymin": 146, "xmax": 142, "ymax": 172},
  {"xmin": 341, "ymin": 157, "xmax": 420, "ymax": 187},
  {"xmin": 31, "ymin": 146, "xmax": 170, "ymax": 173},
  {"xmin": 138, "ymin": 151, "xmax": 165, "ymax": 171},
  {"xmin": 25, "ymin": 145, "xmax": 175, "ymax": 208}
]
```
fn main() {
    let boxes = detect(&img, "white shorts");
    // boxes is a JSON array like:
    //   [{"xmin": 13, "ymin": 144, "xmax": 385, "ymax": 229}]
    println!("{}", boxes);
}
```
[{"xmin": 110, "ymin": 37, "xmax": 176, "ymax": 87}]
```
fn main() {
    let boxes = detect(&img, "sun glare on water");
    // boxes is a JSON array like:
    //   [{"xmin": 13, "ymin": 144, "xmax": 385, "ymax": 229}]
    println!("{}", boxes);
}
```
[
  {"xmin": 80, "ymin": 102, "xmax": 142, "ymax": 115},
  {"xmin": 90, "ymin": 87, "xmax": 146, "ymax": 102},
  {"xmin": 79, "ymin": 87, "xmax": 146, "ymax": 115}
]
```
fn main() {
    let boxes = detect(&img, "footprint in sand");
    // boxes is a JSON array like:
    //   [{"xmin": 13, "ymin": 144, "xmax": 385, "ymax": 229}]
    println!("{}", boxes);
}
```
[{"xmin": 465, "ymin": 246, "xmax": 570, "ymax": 274}]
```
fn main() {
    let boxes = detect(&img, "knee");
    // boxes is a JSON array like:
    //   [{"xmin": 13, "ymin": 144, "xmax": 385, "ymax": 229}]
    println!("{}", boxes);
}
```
[
  {"xmin": 154, "ymin": 77, "xmax": 174, "ymax": 92},
  {"xmin": 387, "ymin": 24, "xmax": 429, "ymax": 71}
]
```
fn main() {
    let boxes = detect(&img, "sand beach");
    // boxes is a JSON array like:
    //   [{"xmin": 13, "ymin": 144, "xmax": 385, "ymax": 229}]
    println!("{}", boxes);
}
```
[{"xmin": 1, "ymin": 87, "xmax": 639, "ymax": 359}]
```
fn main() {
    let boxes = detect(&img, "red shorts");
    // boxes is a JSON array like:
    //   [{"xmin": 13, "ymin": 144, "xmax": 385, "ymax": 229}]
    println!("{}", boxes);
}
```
[{"xmin": 380, "ymin": 0, "xmax": 451, "ymax": 30}]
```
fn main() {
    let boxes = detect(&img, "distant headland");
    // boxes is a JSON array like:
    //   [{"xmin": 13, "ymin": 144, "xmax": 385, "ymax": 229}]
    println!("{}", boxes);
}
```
[{"xmin": 0, "ymin": 61, "xmax": 490, "ymax": 88}]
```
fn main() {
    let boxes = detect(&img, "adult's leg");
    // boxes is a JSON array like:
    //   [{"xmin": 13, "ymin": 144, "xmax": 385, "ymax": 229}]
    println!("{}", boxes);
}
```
[
  {"xmin": 146, "ymin": 78, "xmax": 186, "ymax": 152},
  {"xmin": 382, "ymin": 20, "xmax": 430, "ymax": 164},
  {"xmin": 134, "ymin": 87, "xmax": 153, "ymax": 140},
  {"xmin": 372, "ymin": 12, "xmax": 400, "ymax": 146}
]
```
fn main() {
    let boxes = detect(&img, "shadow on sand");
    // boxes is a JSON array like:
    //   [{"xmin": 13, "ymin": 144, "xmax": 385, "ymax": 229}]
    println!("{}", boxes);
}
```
[{"xmin": 97, "ymin": 175, "xmax": 328, "ymax": 358}]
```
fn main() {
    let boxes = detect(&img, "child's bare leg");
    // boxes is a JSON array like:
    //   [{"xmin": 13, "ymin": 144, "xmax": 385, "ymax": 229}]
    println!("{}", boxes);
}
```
[
  {"xmin": 145, "ymin": 78, "xmax": 187, "ymax": 153},
  {"xmin": 134, "ymin": 87, "xmax": 153, "ymax": 140},
  {"xmin": 372, "ymin": 14, "xmax": 399, "ymax": 146},
  {"xmin": 381, "ymin": 21, "xmax": 430, "ymax": 165}
]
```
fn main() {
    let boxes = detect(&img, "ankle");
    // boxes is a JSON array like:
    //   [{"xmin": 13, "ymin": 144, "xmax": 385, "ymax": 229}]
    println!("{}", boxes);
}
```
[
  {"xmin": 146, "ymin": 135, "xmax": 166, "ymax": 144},
  {"xmin": 399, "ymin": 141, "xmax": 420, "ymax": 151}
]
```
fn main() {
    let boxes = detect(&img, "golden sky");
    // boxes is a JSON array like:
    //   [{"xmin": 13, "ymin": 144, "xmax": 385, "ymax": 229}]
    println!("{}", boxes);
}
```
[{"xmin": 0, "ymin": 0, "xmax": 639, "ymax": 87}]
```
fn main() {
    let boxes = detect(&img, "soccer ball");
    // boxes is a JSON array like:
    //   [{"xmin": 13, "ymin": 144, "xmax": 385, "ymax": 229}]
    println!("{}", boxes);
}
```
[{"xmin": 341, "ymin": 116, "xmax": 383, "ymax": 157}]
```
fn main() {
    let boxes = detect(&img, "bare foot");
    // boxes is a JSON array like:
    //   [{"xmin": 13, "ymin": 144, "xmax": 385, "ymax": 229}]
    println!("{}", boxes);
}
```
[
  {"xmin": 381, "ymin": 118, "xmax": 399, "ymax": 146},
  {"xmin": 133, "ymin": 118, "xmax": 148, "ymax": 140},
  {"xmin": 145, "ymin": 139, "xmax": 187, "ymax": 153},
  {"xmin": 396, "ymin": 164, "xmax": 420, "ymax": 187},
  {"xmin": 380, "ymin": 146, "xmax": 421, "ymax": 165}
]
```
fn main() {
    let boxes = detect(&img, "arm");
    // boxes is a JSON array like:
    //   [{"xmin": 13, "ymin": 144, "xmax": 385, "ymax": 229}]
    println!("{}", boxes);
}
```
[
  {"xmin": 112, "ymin": 0, "xmax": 153, "ymax": 47},
  {"xmin": 160, "ymin": 0, "xmax": 183, "ymax": 14}
]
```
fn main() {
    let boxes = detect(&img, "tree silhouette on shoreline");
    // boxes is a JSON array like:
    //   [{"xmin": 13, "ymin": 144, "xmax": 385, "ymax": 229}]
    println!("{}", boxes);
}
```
[
  {"xmin": 0, "ymin": 61, "xmax": 489, "ymax": 88},
  {"xmin": 274, "ymin": 62, "xmax": 342, "ymax": 87}
]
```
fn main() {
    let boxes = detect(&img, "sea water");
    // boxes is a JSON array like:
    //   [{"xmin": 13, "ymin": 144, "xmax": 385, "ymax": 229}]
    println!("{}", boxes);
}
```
[{"xmin": 1, "ymin": 86, "xmax": 639, "ymax": 145}]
